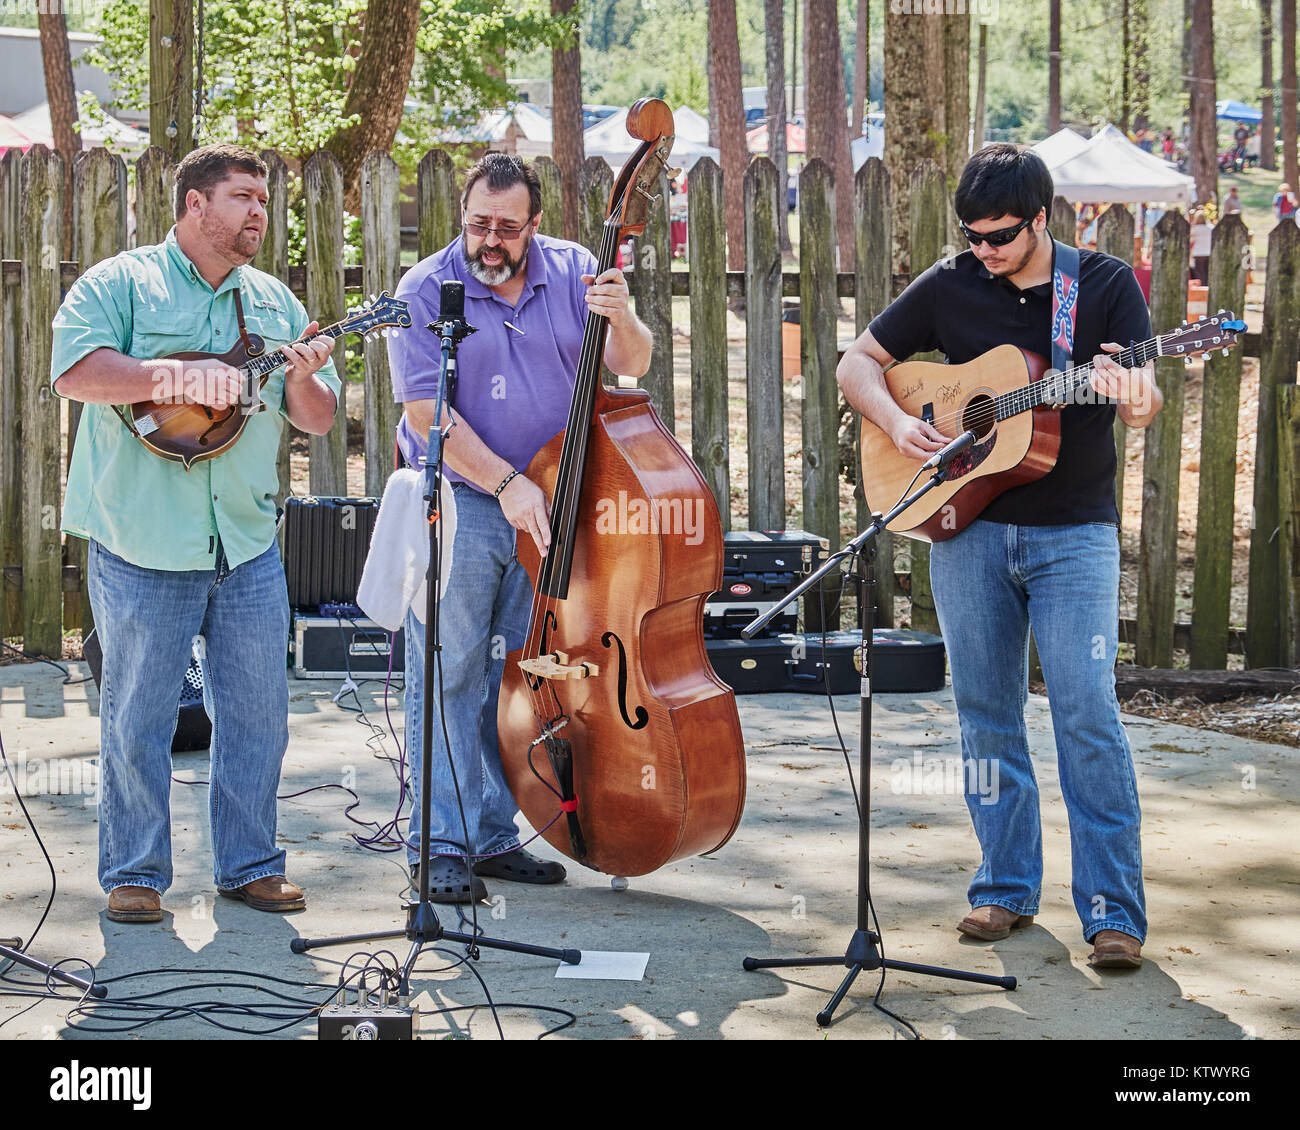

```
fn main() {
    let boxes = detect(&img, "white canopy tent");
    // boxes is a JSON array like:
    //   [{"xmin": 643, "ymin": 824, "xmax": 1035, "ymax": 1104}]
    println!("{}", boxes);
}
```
[
  {"xmin": 441, "ymin": 102, "xmax": 553, "ymax": 158},
  {"xmin": 1039, "ymin": 123, "xmax": 1195, "ymax": 205},
  {"xmin": 11, "ymin": 92, "xmax": 148, "ymax": 157},
  {"xmin": 582, "ymin": 105, "xmax": 719, "ymax": 171},
  {"xmin": 1031, "ymin": 126, "xmax": 1089, "ymax": 168}
]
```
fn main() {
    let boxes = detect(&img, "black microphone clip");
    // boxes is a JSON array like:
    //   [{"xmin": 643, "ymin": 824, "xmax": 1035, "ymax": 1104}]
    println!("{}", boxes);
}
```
[{"xmin": 921, "ymin": 429, "xmax": 978, "ymax": 472}]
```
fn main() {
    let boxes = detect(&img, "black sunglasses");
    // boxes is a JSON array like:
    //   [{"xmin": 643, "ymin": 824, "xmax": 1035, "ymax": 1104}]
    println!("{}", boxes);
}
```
[{"xmin": 960, "ymin": 215, "xmax": 1035, "ymax": 247}]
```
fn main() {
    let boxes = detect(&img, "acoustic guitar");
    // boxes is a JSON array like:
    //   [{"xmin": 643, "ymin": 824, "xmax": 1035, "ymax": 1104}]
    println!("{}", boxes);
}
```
[
  {"xmin": 858, "ymin": 312, "xmax": 1246, "ymax": 541},
  {"xmin": 126, "ymin": 292, "xmax": 411, "ymax": 469}
]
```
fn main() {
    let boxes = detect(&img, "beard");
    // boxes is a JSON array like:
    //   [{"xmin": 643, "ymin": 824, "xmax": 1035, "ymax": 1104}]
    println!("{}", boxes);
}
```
[
  {"xmin": 463, "ymin": 234, "xmax": 529, "ymax": 286},
  {"xmin": 198, "ymin": 209, "xmax": 262, "ymax": 265},
  {"xmin": 981, "ymin": 230, "xmax": 1041, "ymax": 278}
]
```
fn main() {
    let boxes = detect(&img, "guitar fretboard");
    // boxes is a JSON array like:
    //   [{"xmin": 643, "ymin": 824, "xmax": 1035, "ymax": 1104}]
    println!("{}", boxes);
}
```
[{"xmin": 994, "ymin": 337, "xmax": 1163, "ymax": 420}]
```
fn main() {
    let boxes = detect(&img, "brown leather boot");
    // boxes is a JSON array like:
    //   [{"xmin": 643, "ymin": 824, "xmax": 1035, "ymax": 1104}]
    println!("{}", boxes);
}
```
[
  {"xmin": 107, "ymin": 885, "xmax": 163, "ymax": 924},
  {"xmin": 219, "ymin": 876, "xmax": 306, "ymax": 912},
  {"xmin": 1089, "ymin": 929, "xmax": 1142, "ymax": 969},
  {"xmin": 957, "ymin": 905, "xmax": 1034, "ymax": 941}
]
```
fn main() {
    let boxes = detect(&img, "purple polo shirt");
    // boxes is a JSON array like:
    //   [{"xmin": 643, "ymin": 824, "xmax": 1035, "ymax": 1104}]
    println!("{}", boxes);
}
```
[{"xmin": 388, "ymin": 232, "xmax": 596, "ymax": 488}]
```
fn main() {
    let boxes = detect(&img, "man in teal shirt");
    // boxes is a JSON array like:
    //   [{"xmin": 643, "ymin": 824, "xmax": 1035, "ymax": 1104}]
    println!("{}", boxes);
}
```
[{"xmin": 51, "ymin": 143, "xmax": 339, "ymax": 923}]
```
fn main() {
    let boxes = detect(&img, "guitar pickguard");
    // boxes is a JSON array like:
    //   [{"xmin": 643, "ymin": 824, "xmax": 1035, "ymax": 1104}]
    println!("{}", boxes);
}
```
[{"xmin": 945, "ymin": 429, "xmax": 997, "ymax": 479}]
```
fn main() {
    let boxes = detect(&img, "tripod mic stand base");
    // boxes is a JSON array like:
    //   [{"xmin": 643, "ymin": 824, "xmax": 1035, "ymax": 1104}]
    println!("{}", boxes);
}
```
[{"xmin": 743, "ymin": 928, "xmax": 1016, "ymax": 1028}]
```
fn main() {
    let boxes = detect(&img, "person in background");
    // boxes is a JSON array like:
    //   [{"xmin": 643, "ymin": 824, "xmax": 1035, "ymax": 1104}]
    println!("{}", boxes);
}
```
[
  {"xmin": 1161, "ymin": 128, "xmax": 1175, "ymax": 160},
  {"xmin": 1189, "ymin": 208, "xmax": 1213, "ymax": 285},
  {"xmin": 1274, "ymin": 183, "xmax": 1297, "ymax": 223},
  {"xmin": 1222, "ymin": 187, "xmax": 1242, "ymax": 216}
]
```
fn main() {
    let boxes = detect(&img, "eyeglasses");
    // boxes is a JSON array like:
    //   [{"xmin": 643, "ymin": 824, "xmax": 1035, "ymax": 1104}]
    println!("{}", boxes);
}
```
[
  {"xmin": 959, "ymin": 215, "xmax": 1035, "ymax": 247},
  {"xmin": 463, "ymin": 221, "xmax": 533, "ymax": 242}
]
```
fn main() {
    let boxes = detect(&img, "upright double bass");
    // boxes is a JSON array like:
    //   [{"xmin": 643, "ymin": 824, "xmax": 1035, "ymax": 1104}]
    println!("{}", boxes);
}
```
[{"xmin": 497, "ymin": 100, "xmax": 746, "ymax": 878}]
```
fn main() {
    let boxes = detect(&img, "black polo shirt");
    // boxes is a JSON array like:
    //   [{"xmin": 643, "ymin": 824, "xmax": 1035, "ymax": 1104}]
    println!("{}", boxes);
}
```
[{"xmin": 868, "ymin": 246, "xmax": 1151, "ymax": 526}]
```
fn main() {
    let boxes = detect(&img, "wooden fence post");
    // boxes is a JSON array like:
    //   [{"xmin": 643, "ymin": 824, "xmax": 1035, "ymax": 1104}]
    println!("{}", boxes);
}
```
[
  {"xmin": 69, "ymin": 147, "xmax": 127, "ymax": 635},
  {"xmin": 303, "ymin": 151, "xmax": 348, "ymax": 496},
  {"xmin": 1, "ymin": 148, "xmax": 21, "ymax": 638},
  {"xmin": 855, "ymin": 157, "xmax": 894, "ymax": 627},
  {"xmin": 1096, "ymin": 203, "xmax": 1134, "ymax": 519},
  {"xmin": 534, "ymin": 156, "xmax": 562, "ymax": 238},
  {"xmin": 254, "ymin": 151, "xmax": 291, "ymax": 517},
  {"xmin": 905, "ymin": 160, "xmax": 948, "ymax": 637},
  {"xmin": 20, "ymin": 147, "xmax": 65, "ymax": 657},
  {"xmin": 1137, "ymin": 210, "xmax": 1189, "ymax": 667},
  {"xmin": 417, "ymin": 149, "xmax": 459, "ymax": 261},
  {"xmin": 579, "ymin": 156, "xmax": 612, "ymax": 257},
  {"xmin": 1190, "ymin": 214, "xmax": 1249, "ymax": 668},
  {"xmin": 687, "ymin": 157, "xmax": 730, "ymax": 531},
  {"xmin": 361, "ymin": 151, "xmax": 402, "ymax": 497},
  {"xmin": 1278, "ymin": 384, "xmax": 1300, "ymax": 664},
  {"xmin": 629, "ymin": 166, "xmax": 674, "ymax": 430},
  {"xmin": 134, "ymin": 146, "xmax": 174, "ymax": 247},
  {"xmin": 743, "ymin": 156, "xmax": 783, "ymax": 531},
  {"xmin": 1246, "ymin": 220, "xmax": 1300, "ymax": 667},
  {"xmin": 800, "ymin": 158, "xmax": 840, "ymax": 632},
  {"xmin": 1049, "ymin": 195, "xmax": 1076, "ymax": 244}
]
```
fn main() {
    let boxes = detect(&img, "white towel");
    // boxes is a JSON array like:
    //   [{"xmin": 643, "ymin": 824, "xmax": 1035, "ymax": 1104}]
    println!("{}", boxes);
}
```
[{"xmin": 356, "ymin": 468, "xmax": 457, "ymax": 632}]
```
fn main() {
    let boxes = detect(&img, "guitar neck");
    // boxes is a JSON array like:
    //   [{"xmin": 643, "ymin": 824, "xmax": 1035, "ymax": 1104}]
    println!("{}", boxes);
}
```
[{"xmin": 996, "ymin": 336, "xmax": 1162, "ymax": 420}]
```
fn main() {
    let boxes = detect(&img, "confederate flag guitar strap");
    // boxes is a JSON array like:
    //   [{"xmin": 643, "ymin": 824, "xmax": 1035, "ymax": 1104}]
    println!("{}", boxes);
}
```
[{"xmin": 1050, "ymin": 238, "xmax": 1080, "ymax": 374}]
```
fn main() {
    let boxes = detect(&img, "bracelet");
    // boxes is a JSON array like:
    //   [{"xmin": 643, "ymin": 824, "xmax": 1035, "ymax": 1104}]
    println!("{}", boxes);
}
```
[{"xmin": 494, "ymin": 470, "xmax": 521, "ymax": 498}]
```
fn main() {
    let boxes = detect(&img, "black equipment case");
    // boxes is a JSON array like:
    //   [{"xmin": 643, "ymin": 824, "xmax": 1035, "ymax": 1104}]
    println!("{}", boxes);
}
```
[{"xmin": 706, "ymin": 629, "xmax": 946, "ymax": 696}]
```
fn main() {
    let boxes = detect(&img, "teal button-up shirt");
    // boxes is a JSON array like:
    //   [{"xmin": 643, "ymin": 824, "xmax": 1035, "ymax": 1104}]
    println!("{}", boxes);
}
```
[{"xmin": 51, "ymin": 228, "xmax": 340, "ymax": 572}]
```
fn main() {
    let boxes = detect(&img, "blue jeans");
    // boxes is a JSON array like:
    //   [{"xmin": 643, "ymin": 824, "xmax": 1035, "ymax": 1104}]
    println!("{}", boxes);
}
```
[
  {"xmin": 929, "ymin": 520, "xmax": 1146, "ymax": 943},
  {"xmin": 87, "ymin": 539, "xmax": 290, "ymax": 894},
  {"xmin": 404, "ymin": 484, "xmax": 532, "ymax": 865}
]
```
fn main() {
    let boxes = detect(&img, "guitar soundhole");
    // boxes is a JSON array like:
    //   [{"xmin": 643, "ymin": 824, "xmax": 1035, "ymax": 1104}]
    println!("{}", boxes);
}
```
[{"xmin": 962, "ymin": 395, "xmax": 997, "ymax": 439}]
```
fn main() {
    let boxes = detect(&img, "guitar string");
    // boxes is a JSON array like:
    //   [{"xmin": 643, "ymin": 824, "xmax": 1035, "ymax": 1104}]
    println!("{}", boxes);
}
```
[{"xmin": 912, "ymin": 333, "xmax": 1232, "ymax": 437}]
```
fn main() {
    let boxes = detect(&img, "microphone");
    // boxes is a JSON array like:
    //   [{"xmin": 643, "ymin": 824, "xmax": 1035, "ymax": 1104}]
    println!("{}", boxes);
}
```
[
  {"xmin": 428, "ymin": 279, "xmax": 477, "ymax": 345},
  {"xmin": 440, "ymin": 280, "xmax": 464, "ymax": 321},
  {"xmin": 921, "ymin": 429, "xmax": 977, "ymax": 471}
]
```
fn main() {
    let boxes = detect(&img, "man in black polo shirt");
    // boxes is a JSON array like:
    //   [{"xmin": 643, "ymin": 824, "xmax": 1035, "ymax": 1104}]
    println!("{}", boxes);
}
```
[{"xmin": 838, "ymin": 145, "xmax": 1162, "ymax": 970}]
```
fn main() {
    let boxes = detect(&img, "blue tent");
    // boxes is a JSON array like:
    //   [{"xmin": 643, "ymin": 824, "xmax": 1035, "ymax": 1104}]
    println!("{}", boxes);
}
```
[{"xmin": 1216, "ymin": 99, "xmax": 1262, "ymax": 123}]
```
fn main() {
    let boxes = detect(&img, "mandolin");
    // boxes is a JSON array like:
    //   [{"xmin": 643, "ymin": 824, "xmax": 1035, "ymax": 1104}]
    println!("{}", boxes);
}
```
[
  {"xmin": 125, "ymin": 292, "xmax": 411, "ymax": 469},
  {"xmin": 859, "ymin": 312, "xmax": 1246, "ymax": 541}
]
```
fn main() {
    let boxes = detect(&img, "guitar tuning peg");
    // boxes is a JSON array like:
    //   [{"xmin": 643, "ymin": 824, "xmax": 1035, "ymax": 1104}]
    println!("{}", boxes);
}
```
[
  {"xmin": 1184, "ymin": 355, "xmax": 1195, "ymax": 366},
  {"xmin": 1221, "ymin": 348, "xmax": 1231, "ymax": 356},
  {"xmin": 1217, "ymin": 308, "xmax": 1226, "ymax": 314},
  {"xmin": 369, "ymin": 293, "xmax": 377, "ymax": 303},
  {"xmin": 381, "ymin": 328, "xmax": 389, "ymax": 337}
]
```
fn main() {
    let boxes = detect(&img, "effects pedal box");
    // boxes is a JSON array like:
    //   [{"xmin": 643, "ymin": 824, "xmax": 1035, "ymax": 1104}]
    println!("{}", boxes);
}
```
[{"xmin": 318, "ymin": 999, "xmax": 418, "ymax": 1041}]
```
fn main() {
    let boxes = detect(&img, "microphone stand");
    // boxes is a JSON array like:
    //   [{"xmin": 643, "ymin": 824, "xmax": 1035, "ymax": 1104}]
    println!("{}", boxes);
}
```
[
  {"xmin": 290, "ymin": 302, "xmax": 581, "ymax": 998},
  {"xmin": 740, "ymin": 448, "xmax": 1015, "ymax": 1028}
]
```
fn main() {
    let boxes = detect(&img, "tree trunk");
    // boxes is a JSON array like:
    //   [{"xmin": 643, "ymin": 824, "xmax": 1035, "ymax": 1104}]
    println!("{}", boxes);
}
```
[
  {"xmin": 1049, "ymin": 0, "xmax": 1061, "ymax": 132},
  {"xmin": 765, "ymin": 0, "xmax": 792, "ymax": 252},
  {"xmin": 1189, "ymin": 0, "xmax": 1218, "ymax": 206},
  {"xmin": 709, "ymin": 0, "xmax": 748, "ymax": 271},
  {"xmin": 325, "ymin": 0, "xmax": 420, "ymax": 213},
  {"xmin": 973, "ymin": 20, "xmax": 988, "ymax": 151},
  {"xmin": 551, "ymin": 0, "xmax": 584, "ymax": 243},
  {"xmin": 942, "ymin": 9, "xmax": 970, "ymax": 190},
  {"xmin": 851, "ymin": 0, "xmax": 868, "ymax": 138},
  {"xmin": 1284, "ymin": 0, "xmax": 1298, "ymax": 190},
  {"xmin": 1121, "ymin": 0, "xmax": 1131, "ymax": 133},
  {"xmin": 37, "ymin": 9, "xmax": 81, "ymax": 258},
  {"xmin": 885, "ymin": 4, "xmax": 944, "ymax": 275},
  {"xmin": 806, "ymin": 0, "xmax": 856, "ymax": 272},
  {"xmin": 1262, "ymin": 0, "xmax": 1277, "ymax": 172},
  {"xmin": 1131, "ymin": 0, "xmax": 1150, "ymax": 131}
]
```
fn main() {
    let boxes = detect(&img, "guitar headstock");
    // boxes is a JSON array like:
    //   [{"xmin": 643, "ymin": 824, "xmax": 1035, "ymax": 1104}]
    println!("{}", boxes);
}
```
[
  {"xmin": 346, "ymin": 291, "xmax": 413, "ymax": 342},
  {"xmin": 1158, "ymin": 311, "xmax": 1247, "ymax": 361}
]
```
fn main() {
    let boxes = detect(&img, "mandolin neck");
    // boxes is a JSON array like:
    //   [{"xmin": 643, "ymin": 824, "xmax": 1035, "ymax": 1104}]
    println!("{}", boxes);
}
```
[{"xmin": 239, "ymin": 319, "xmax": 348, "ymax": 381}]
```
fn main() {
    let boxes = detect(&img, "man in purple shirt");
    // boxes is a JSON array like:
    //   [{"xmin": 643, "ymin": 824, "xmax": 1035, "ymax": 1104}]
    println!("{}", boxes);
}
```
[{"xmin": 387, "ymin": 154, "xmax": 652, "ymax": 902}]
